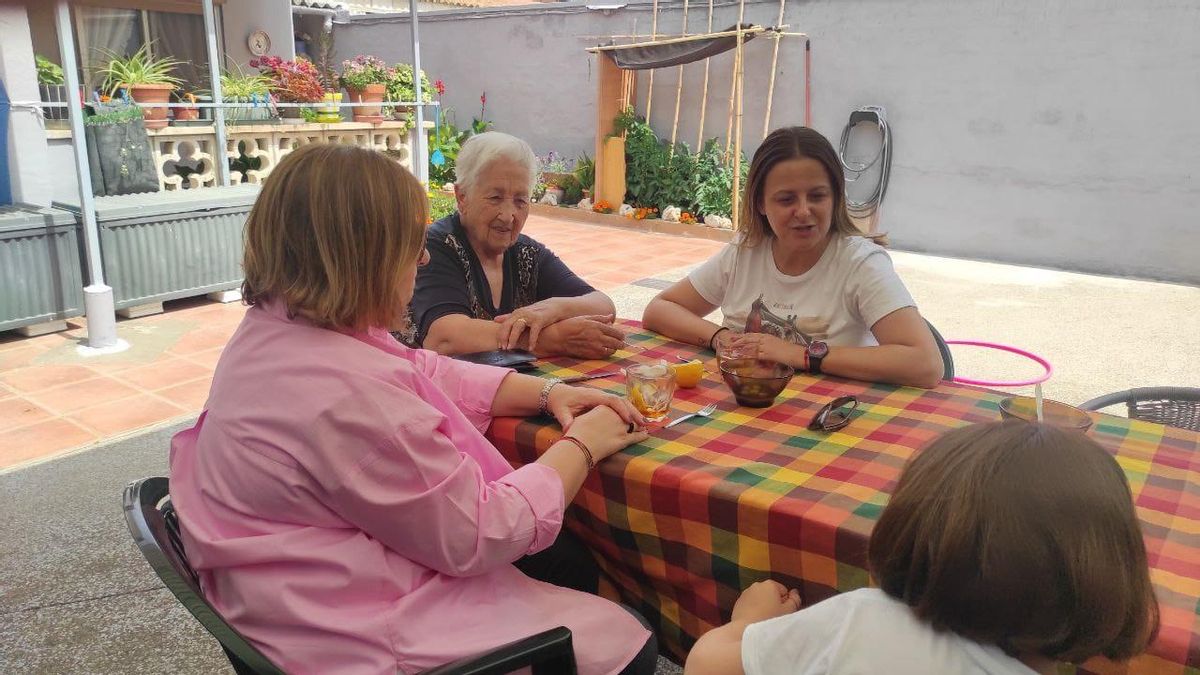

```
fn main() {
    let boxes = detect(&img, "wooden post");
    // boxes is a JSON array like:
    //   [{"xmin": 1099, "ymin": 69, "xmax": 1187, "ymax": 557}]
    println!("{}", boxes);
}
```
[
  {"xmin": 669, "ymin": 0, "xmax": 690, "ymax": 152},
  {"xmin": 645, "ymin": 0, "xmax": 660, "ymax": 122},
  {"xmin": 724, "ymin": 0, "xmax": 747, "ymax": 157},
  {"xmin": 731, "ymin": 27, "xmax": 745, "ymax": 231},
  {"xmin": 762, "ymin": 0, "xmax": 787, "ymax": 138},
  {"xmin": 695, "ymin": 0, "xmax": 715, "ymax": 149},
  {"xmin": 594, "ymin": 54, "xmax": 628, "ymax": 208}
]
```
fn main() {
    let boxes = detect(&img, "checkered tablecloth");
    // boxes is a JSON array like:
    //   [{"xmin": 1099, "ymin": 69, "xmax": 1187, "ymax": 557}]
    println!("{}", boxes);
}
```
[{"xmin": 487, "ymin": 322, "xmax": 1200, "ymax": 672}]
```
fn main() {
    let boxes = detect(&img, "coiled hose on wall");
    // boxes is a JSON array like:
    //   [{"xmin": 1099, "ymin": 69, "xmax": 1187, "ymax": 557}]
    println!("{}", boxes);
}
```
[{"xmin": 838, "ymin": 105, "xmax": 891, "ymax": 222}]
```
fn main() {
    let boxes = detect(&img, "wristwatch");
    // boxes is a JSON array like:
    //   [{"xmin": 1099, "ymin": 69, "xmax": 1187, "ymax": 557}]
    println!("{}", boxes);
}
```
[{"xmin": 806, "ymin": 340, "xmax": 829, "ymax": 375}]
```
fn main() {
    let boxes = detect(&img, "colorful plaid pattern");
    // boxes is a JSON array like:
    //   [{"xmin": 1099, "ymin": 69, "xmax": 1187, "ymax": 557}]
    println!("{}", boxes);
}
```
[{"xmin": 487, "ymin": 322, "xmax": 1200, "ymax": 673}]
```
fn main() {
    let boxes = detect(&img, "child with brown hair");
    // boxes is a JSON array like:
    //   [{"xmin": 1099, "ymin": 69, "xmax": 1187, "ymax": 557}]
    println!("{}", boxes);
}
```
[{"xmin": 685, "ymin": 420, "xmax": 1160, "ymax": 675}]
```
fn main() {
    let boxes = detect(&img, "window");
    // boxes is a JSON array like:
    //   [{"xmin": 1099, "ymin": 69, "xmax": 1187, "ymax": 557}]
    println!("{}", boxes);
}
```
[{"xmin": 73, "ymin": 6, "xmax": 214, "ymax": 97}]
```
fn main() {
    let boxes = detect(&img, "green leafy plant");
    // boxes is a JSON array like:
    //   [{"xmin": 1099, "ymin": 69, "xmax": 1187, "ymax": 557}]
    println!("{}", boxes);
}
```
[
  {"xmin": 217, "ymin": 65, "xmax": 272, "ymax": 99},
  {"xmin": 385, "ymin": 63, "xmax": 433, "ymax": 104},
  {"xmin": 84, "ymin": 104, "xmax": 144, "ymax": 126},
  {"xmin": 36, "ymin": 55, "xmax": 64, "ymax": 85},
  {"xmin": 428, "ymin": 190, "xmax": 457, "ymax": 221},
  {"xmin": 693, "ymin": 138, "xmax": 748, "ymax": 219},
  {"xmin": 613, "ymin": 107, "xmax": 695, "ymax": 212},
  {"xmin": 574, "ymin": 153, "xmax": 595, "ymax": 191},
  {"xmin": 427, "ymin": 107, "xmax": 493, "ymax": 188},
  {"xmin": 559, "ymin": 174, "xmax": 583, "ymax": 205},
  {"xmin": 300, "ymin": 107, "xmax": 320, "ymax": 123},
  {"xmin": 95, "ymin": 43, "xmax": 183, "ymax": 96}
]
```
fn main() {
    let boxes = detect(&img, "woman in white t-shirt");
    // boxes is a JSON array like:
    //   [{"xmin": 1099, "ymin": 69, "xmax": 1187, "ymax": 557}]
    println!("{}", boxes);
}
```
[
  {"xmin": 642, "ymin": 127, "xmax": 944, "ymax": 388},
  {"xmin": 683, "ymin": 421, "xmax": 1160, "ymax": 675}
]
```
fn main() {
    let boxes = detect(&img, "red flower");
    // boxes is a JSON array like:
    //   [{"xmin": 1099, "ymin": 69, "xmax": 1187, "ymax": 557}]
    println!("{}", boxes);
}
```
[
  {"xmin": 434, "ymin": 79, "xmax": 446, "ymax": 96},
  {"xmin": 480, "ymin": 92, "xmax": 486, "ymax": 107}
]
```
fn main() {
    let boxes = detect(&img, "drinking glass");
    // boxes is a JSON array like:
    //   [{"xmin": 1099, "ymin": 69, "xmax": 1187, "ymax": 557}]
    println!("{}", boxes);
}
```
[{"xmin": 626, "ymin": 361, "xmax": 676, "ymax": 424}]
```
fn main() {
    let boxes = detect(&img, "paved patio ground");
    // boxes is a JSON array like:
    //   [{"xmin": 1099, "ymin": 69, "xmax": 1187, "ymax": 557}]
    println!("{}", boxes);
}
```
[
  {"xmin": 2, "ymin": 211, "xmax": 1199, "ymax": 475},
  {"xmin": 1, "ymin": 212, "xmax": 1197, "ymax": 673}
]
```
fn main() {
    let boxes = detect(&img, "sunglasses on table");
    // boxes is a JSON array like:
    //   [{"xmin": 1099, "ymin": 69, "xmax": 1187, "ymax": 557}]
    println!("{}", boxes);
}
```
[{"xmin": 807, "ymin": 395, "xmax": 859, "ymax": 432}]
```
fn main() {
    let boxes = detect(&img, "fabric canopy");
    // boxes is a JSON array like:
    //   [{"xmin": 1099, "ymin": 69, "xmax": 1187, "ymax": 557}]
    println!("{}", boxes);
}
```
[{"xmin": 605, "ymin": 24, "xmax": 763, "ymax": 70}]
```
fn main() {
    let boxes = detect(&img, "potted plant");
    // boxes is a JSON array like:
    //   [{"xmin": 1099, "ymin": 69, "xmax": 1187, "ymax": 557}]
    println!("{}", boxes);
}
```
[
  {"xmin": 172, "ymin": 91, "xmax": 201, "ymax": 123},
  {"xmin": 384, "ymin": 63, "xmax": 433, "ymax": 120},
  {"xmin": 96, "ymin": 43, "xmax": 183, "ymax": 130},
  {"xmin": 251, "ymin": 56, "xmax": 325, "ymax": 123},
  {"xmin": 35, "ymin": 54, "xmax": 68, "ymax": 125},
  {"xmin": 339, "ymin": 55, "xmax": 389, "ymax": 123},
  {"xmin": 574, "ymin": 152, "xmax": 595, "ymax": 200},
  {"xmin": 218, "ymin": 65, "xmax": 273, "ymax": 123},
  {"xmin": 537, "ymin": 151, "xmax": 572, "ymax": 203}
]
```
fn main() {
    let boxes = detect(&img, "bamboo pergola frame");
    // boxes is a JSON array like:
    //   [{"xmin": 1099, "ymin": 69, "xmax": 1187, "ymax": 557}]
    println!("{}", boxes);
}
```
[{"xmin": 588, "ymin": 1, "xmax": 808, "ymax": 232}]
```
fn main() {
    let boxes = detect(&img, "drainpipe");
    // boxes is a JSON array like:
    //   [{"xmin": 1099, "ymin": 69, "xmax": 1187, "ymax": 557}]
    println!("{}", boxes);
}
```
[
  {"xmin": 55, "ymin": 0, "xmax": 120, "ymax": 351},
  {"xmin": 201, "ymin": 0, "xmax": 230, "ymax": 186},
  {"xmin": 408, "ymin": 0, "xmax": 428, "ymax": 185}
]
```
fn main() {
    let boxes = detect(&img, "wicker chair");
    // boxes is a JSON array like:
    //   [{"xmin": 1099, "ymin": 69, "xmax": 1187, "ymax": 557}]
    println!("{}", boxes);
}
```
[{"xmin": 1080, "ymin": 387, "xmax": 1200, "ymax": 432}]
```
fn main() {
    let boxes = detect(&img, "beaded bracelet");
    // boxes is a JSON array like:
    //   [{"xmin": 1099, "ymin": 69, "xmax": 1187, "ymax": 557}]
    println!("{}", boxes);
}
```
[{"xmin": 559, "ymin": 436, "xmax": 596, "ymax": 470}]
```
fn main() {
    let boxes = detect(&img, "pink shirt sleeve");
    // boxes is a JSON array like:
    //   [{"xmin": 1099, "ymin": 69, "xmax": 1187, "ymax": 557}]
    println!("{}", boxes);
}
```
[
  {"xmin": 325, "ymin": 406, "xmax": 564, "ymax": 577},
  {"xmin": 406, "ymin": 348, "xmax": 512, "ymax": 433}
]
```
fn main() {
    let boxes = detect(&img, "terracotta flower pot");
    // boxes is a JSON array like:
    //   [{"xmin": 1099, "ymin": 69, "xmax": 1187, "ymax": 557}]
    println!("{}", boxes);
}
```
[
  {"xmin": 126, "ymin": 83, "xmax": 174, "ymax": 129},
  {"xmin": 346, "ymin": 83, "xmax": 386, "ymax": 123},
  {"xmin": 174, "ymin": 107, "xmax": 199, "ymax": 122}
]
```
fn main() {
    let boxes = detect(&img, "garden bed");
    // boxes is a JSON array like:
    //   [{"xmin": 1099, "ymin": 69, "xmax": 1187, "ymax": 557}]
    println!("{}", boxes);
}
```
[{"xmin": 530, "ymin": 203, "xmax": 735, "ymax": 243}]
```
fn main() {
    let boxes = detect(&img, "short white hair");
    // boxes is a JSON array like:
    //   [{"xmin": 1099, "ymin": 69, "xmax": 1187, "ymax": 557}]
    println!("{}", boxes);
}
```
[{"xmin": 455, "ymin": 131, "xmax": 538, "ymax": 194}]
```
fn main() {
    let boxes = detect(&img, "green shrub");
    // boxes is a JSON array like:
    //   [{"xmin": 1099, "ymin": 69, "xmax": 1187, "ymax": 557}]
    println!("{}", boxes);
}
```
[
  {"xmin": 36, "ymin": 55, "xmax": 64, "ymax": 85},
  {"xmin": 428, "ymin": 190, "xmax": 457, "ymax": 221}
]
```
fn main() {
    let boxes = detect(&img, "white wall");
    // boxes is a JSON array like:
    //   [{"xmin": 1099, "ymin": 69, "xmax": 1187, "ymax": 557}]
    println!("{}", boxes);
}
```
[
  {"xmin": 0, "ymin": 5, "xmax": 54, "ymax": 206},
  {"xmin": 220, "ymin": 0, "xmax": 296, "ymax": 70},
  {"xmin": 336, "ymin": 0, "xmax": 1200, "ymax": 285}
]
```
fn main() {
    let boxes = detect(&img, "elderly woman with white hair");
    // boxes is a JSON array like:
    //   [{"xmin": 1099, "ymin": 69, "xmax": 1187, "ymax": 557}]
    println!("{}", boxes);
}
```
[{"xmin": 411, "ymin": 132, "xmax": 625, "ymax": 359}]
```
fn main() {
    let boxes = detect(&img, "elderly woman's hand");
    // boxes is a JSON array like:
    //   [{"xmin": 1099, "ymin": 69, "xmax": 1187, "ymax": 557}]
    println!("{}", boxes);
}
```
[
  {"xmin": 534, "ymin": 315, "xmax": 625, "ymax": 359},
  {"xmin": 547, "ymin": 381, "xmax": 646, "ymax": 431},
  {"xmin": 494, "ymin": 299, "xmax": 570, "ymax": 351}
]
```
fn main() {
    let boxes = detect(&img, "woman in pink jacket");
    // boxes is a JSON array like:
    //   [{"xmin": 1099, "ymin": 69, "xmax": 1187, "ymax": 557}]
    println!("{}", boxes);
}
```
[{"xmin": 169, "ymin": 144, "xmax": 656, "ymax": 674}]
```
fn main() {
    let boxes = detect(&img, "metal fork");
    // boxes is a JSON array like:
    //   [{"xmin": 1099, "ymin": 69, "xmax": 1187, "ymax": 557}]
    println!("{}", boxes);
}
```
[{"xmin": 664, "ymin": 402, "xmax": 719, "ymax": 429}]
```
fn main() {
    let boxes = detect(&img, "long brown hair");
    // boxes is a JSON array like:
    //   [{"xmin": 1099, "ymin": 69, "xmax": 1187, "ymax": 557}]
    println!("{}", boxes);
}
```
[
  {"xmin": 241, "ymin": 144, "xmax": 428, "ymax": 331},
  {"xmin": 868, "ymin": 421, "xmax": 1159, "ymax": 664},
  {"xmin": 739, "ymin": 126, "xmax": 858, "ymax": 248}
]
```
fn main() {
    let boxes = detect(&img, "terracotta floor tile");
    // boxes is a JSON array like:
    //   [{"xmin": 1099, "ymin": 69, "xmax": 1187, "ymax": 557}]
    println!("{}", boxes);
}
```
[
  {"xmin": 167, "ymin": 329, "xmax": 234, "ymax": 355},
  {"xmin": 70, "ymin": 394, "xmax": 187, "ymax": 437},
  {"xmin": 0, "ymin": 397, "xmax": 55, "ymax": 432},
  {"xmin": 113, "ymin": 358, "xmax": 212, "ymax": 392},
  {"xmin": 0, "ymin": 365, "xmax": 100, "ymax": 394},
  {"xmin": 156, "ymin": 378, "xmax": 213, "ymax": 411},
  {"xmin": 182, "ymin": 348, "xmax": 225, "ymax": 370},
  {"xmin": 0, "ymin": 418, "xmax": 98, "ymax": 470},
  {"xmin": 0, "ymin": 345, "xmax": 52, "ymax": 371},
  {"xmin": 27, "ymin": 376, "xmax": 141, "ymax": 415}
]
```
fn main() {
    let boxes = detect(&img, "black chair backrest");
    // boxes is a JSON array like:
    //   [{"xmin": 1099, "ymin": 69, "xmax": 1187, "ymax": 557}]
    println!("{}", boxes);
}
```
[
  {"xmin": 924, "ymin": 319, "xmax": 955, "ymax": 381},
  {"xmin": 122, "ymin": 477, "xmax": 285, "ymax": 675},
  {"xmin": 1080, "ymin": 387, "xmax": 1200, "ymax": 432}
]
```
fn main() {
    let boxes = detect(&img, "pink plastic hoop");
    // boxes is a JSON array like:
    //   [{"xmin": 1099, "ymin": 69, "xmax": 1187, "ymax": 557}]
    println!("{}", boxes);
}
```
[{"xmin": 945, "ymin": 340, "xmax": 1054, "ymax": 387}]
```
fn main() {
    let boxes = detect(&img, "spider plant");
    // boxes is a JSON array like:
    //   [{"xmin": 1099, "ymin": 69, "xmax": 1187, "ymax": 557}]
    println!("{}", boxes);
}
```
[
  {"xmin": 96, "ymin": 43, "xmax": 182, "ymax": 96},
  {"xmin": 218, "ymin": 64, "xmax": 272, "ymax": 100}
]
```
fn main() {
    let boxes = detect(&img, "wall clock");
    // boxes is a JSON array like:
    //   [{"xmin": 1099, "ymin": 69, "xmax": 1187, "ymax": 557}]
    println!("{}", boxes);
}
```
[{"xmin": 248, "ymin": 30, "xmax": 271, "ymax": 56}]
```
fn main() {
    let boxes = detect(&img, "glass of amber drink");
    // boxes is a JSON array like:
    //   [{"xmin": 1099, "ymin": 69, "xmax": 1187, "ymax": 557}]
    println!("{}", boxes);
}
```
[{"xmin": 625, "ymin": 361, "xmax": 676, "ymax": 424}]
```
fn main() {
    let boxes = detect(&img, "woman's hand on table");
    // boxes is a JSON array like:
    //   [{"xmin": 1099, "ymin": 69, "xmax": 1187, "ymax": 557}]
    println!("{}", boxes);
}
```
[
  {"xmin": 495, "ymin": 299, "xmax": 569, "ymax": 351},
  {"xmin": 730, "ymin": 580, "xmax": 801, "ymax": 625},
  {"xmin": 729, "ymin": 333, "xmax": 804, "ymax": 368},
  {"xmin": 548, "ymin": 382, "xmax": 645, "ymax": 430},
  {"xmin": 562, "ymin": 405, "xmax": 650, "ymax": 462},
  {"xmin": 533, "ymin": 315, "xmax": 625, "ymax": 359}
]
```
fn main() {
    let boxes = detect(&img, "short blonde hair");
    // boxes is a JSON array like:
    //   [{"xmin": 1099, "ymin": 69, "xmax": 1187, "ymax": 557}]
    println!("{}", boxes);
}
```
[
  {"xmin": 455, "ymin": 131, "xmax": 537, "ymax": 194},
  {"xmin": 241, "ymin": 144, "xmax": 428, "ymax": 331}
]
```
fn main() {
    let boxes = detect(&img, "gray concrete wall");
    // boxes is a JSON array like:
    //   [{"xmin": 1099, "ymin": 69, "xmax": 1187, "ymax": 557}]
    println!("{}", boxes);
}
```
[
  {"xmin": 0, "ymin": 4, "xmax": 54, "ymax": 206},
  {"xmin": 220, "ymin": 0, "xmax": 296, "ymax": 70},
  {"xmin": 336, "ymin": 0, "xmax": 1200, "ymax": 285}
]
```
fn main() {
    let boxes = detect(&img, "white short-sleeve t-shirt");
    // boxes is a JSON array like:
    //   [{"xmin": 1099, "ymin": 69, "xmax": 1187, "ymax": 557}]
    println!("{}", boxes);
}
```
[
  {"xmin": 688, "ymin": 235, "xmax": 915, "ymax": 347},
  {"xmin": 742, "ymin": 588, "xmax": 1037, "ymax": 675}
]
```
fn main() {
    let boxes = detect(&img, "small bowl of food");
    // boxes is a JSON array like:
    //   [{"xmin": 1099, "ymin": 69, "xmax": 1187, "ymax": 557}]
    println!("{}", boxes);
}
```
[
  {"xmin": 998, "ymin": 396, "xmax": 1093, "ymax": 431},
  {"xmin": 719, "ymin": 358, "xmax": 795, "ymax": 408}
]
